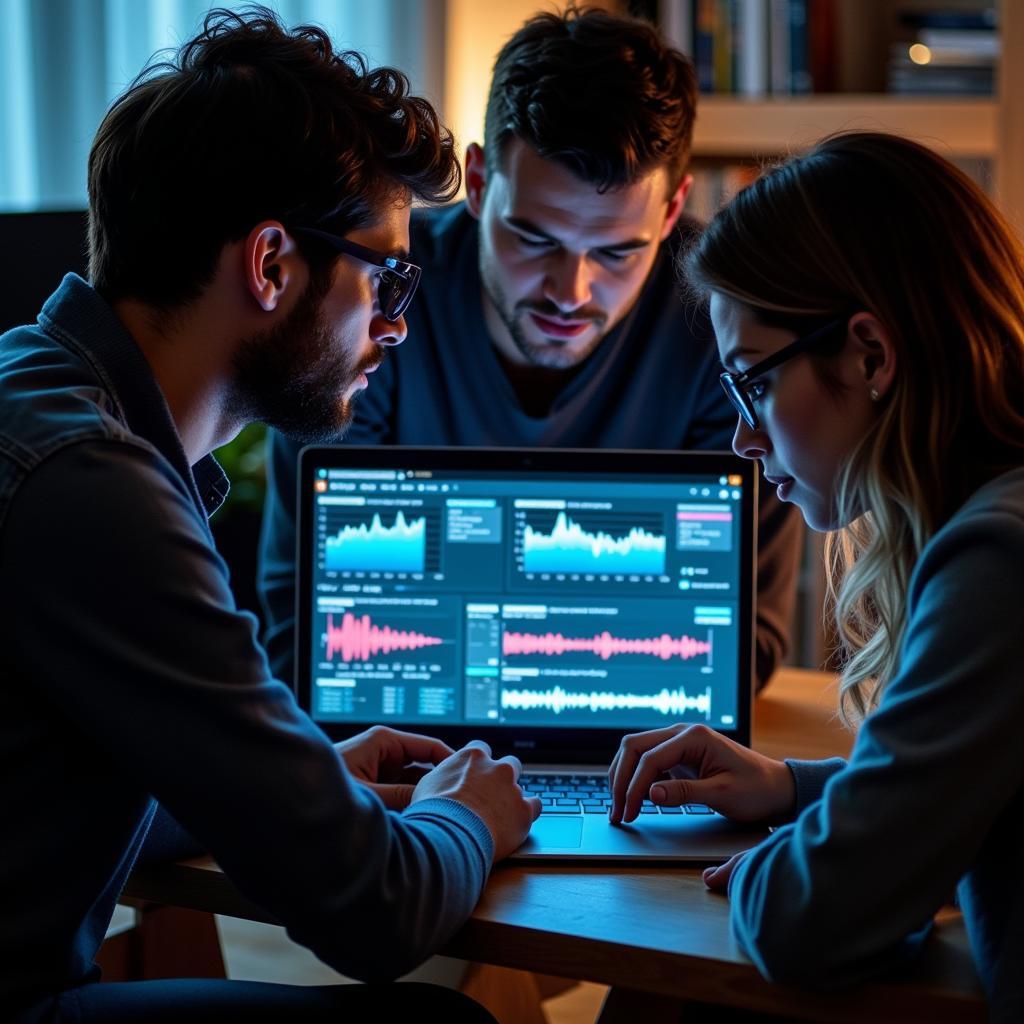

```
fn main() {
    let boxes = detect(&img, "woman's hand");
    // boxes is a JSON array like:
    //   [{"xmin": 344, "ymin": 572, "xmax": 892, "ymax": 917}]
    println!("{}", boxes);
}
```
[
  {"xmin": 335, "ymin": 725, "xmax": 454, "ymax": 810},
  {"xmin": 608, "ymin": 723, "xmax": 795, "ymax": 825},
  {"xmin": 703, "ymin": 851, "xmax": 747, "ymax": 894}
]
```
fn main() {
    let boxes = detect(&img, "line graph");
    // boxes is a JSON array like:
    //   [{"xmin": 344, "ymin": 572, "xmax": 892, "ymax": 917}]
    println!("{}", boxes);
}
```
[
  {"xmin": 520, "ymin": 511, "xmax": 666, "ymax": 575},
  {"xmin": 323, "ymin": 510, "xmax": 428, "ymax": 572}
]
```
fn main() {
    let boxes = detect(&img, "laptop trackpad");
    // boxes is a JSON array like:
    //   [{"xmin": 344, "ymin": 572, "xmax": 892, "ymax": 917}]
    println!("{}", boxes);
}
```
[{"xmin": 524, "ymin": 816, "xmax": 585, "ymax": 850}]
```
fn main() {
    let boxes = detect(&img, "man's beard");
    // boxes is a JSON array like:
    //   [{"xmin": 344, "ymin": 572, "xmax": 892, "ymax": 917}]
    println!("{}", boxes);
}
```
[
  {"xmin": 228, "ymin": 268, "xmax": 379, "ymax": 445},
  {"xmin": 479, "ymin": 248, "xmax": 609, "ymax": 369}
]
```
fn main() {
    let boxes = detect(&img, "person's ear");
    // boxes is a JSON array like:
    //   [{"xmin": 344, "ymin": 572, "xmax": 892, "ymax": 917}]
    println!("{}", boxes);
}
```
[
  {"xmin": 244, "ymin": 221, "xmax": 301, "ymax": 312},
  {"xmin": 465, "ymin": 143, "xmax": 487, "ymax": 220},
  {"xmin": 847, "ymin": 312, "xmax": 897, "ymax": 401},
  {"xmin": 659, "ymin": 174, "xmax": 694, "ymax": 241}
]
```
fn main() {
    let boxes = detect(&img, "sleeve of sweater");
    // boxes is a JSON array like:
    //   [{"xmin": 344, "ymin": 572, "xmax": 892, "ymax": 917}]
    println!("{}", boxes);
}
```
[
  {"xmin": 136, "ymin": 805, "xmax": 205, "ymax": 864},
  {"xmin": 3, "ymin": 439, "xmax": 492, "ymax": 982},
  {"xmin": 727, "ymin": 501, "xmax": 1024, "ymax": 988}
]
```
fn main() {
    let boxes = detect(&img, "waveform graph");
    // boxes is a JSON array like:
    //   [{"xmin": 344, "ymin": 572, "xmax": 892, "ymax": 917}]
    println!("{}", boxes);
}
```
[
  {"xmin": 502, "ymin": 628, "xmax": 711, "ymax": 662},
  {"xmin": 313, "ymin": 598, "xmax": 462, "ymax": 725},
  {"xmin": 324, "ymin": 610, "xmax": 444, "ymax": 662},
  {"xmin": 318, "ymin": 505, "xmax": 441, "ymax": 574},
  {"xmin": 495, "ymin": 599, "xmax": 735, "ymax": 728},
  {"xmin": 500, "ymin": 683, "xmax": 713, "ymax": 720},
  {"xmin": 516, "ymin": 509, "xmax": 667, "ymax": 576}
]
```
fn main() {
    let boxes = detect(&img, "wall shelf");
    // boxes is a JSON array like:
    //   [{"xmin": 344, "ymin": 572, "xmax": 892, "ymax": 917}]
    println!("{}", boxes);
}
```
[{"xmin": 692, "ymin": 95, "xmax": 998, "ymax": 159}]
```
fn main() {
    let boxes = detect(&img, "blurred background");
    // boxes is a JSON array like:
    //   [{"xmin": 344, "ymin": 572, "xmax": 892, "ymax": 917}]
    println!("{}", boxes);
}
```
[{"xmin": 1, "ymin": 0, "xmax": 1019, "ymax": 669}]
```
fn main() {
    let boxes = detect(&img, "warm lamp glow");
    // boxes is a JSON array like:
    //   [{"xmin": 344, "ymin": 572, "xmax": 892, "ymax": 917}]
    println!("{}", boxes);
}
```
[{"xmin": 909, "ymin": 43, "xmax": 933, "ymax": 66}]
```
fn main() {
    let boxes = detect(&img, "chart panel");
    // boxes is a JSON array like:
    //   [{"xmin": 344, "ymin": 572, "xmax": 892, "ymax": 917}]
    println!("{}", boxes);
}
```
[
  {"xmin": 312, "ymin": 596, "xmax": 461, "ymax": 723},
  {"xmin": 463, "ymin": 599, "xmax": 738, "ymax": 729}
]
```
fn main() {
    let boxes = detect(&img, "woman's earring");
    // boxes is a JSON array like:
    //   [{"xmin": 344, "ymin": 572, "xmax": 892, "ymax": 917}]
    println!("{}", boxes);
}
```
[{"xmin": 869, "ymin": 387, "xmax": 880, "ymax": 402}]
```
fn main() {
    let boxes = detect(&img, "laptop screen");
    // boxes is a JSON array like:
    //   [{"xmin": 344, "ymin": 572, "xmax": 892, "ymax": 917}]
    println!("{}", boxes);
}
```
[{"xmin": 296, "ymin": 447, "xmax": 756, "ymax": 762}]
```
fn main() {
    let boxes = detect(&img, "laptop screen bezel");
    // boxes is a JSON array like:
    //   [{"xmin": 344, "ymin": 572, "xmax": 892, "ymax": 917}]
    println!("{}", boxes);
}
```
[{"xmin": 295, "ymin": 446, "xmax": 757, "ymax": 764}]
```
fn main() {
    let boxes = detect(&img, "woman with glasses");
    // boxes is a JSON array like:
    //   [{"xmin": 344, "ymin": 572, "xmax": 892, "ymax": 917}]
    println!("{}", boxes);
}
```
[{"xmin": 608, "ymin": 131, "xmax": 1024, "ymax": 1016}]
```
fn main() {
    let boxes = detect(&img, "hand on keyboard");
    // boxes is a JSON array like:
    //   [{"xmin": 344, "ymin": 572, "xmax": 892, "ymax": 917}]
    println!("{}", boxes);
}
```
[
  {"xmin": 411, "ymin": 741, "xmax": 542, "ymax": 861},
  {"xmin": 608, "ymin": 723, "xmax": 796, "ymax": 825},
  {"xmin": 519, "ymin": 773, "xmax": 715, "ymax": 817}
]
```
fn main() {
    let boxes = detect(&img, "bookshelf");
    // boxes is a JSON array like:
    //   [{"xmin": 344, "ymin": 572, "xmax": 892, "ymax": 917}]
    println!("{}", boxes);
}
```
[
  {"xmin": 656, "ymin": 1, "xmax": 1024, "ymax": 236},
  {"xmin": 692, "ymin": 95, "xmax": 996, "ymax": 158}
]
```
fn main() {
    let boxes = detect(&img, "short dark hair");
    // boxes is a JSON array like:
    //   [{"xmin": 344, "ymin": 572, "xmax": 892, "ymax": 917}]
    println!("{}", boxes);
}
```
[
  {"xmin": 484, "ymin": 5, "xmax": 697, "ymax": 192},
  {"xmin": 88, "ymin": 5, "xmax": 460, "ymax": 309}
]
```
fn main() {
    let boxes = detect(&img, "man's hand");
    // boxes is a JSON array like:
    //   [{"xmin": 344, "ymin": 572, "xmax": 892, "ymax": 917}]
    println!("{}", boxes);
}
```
[
  {"xmin": 335, "ymin": 725, "xmax": 454, "ymax": 810},
  {"xmin": 411, "ymin": 741, "xmax": 542, "ymax": 862},
  {"xmin": 608, "ymin": 723, "xmax": 795, "ymax": 825}
]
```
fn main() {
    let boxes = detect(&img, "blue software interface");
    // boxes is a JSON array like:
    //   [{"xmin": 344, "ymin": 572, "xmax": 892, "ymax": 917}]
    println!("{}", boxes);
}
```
[{"xmin": 309, "ymin": 465, "xmax": 746, "ymax": 731}]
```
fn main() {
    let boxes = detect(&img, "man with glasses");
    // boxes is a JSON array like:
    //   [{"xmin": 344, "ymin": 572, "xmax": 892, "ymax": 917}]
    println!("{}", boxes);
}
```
[
  {"xmin": 0, "ymin": 9, "xmax": 535, "ymax": 1022},
  {"xmin": 291, "ymin": 228, "xmax": 423, "ymax": 323},
  {"xmin": 260, "ymin": 6, "xmax": 804, "ymax": 692}
]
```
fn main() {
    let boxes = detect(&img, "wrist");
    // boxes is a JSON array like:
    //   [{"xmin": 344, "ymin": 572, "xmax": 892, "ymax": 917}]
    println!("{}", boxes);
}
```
[{"xmin": 770, "ymin": 759, "xmax": 798, "ymax": 821}]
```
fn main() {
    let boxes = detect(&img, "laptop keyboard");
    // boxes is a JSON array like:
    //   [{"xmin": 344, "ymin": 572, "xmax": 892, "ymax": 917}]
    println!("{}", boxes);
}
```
[{"xmin": 520, "ymin": 772, "xmax": 715, "ymax": 816}]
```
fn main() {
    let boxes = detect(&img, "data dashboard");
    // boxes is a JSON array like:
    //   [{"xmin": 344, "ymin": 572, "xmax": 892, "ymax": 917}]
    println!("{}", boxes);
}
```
[{"xmin": 305, "ymin": 463, "xmax": 748, "ymax": 733}]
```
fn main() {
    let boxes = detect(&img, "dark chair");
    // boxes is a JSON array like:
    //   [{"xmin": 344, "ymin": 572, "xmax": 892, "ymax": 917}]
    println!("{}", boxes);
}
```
[{"xmin": 0, "ymin": 210, "xmax": 89, "ymax": 332}]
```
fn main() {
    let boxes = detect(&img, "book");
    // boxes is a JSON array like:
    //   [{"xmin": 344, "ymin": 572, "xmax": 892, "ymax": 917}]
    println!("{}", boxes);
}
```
[
  {"xmin": 658, "ymin": 0, "xmax": 694, "ymax": 57},
  {"xmin": 789, "ymin": 0, "xmax": 812, "ymax": 93},
  {"xmin": 808, "ymin": 0, "xmax": 838, "ymax": 92},
  {"xmin": 714, "ymin": 0, "xmax": 734, "ymax": 92},
  {"xmin": 695, "ymin": 0, "xmax": 717, "ymax": 92},
  {"xmin": 735, "ymin": 0, "xmax": 770, "ymax": 96},
  {"xmin": 769, "ymin": 0, "xmax": 791, "ymax": 94}
]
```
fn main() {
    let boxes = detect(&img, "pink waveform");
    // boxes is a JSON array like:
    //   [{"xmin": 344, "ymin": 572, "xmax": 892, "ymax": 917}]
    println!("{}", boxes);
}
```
[
  {"xmin": 502, "ymin": 629, "xmax": 711, "ymax": 661},
  {"xmin": 325, "ymin": 612, "xmax": 443, "ymax": 661}
]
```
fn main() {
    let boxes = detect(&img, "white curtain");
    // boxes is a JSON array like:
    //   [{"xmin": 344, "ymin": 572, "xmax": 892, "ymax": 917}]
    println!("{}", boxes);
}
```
[{"xmin": 0, "ymin": 0, "xmax": 444, "ymax": 211}]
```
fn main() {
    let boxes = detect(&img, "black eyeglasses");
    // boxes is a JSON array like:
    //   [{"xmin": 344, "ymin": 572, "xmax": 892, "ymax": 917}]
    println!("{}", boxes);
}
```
[
  {"xmin": 719, "ymin": 317, "xmax": 847, "ymax": 429},
  {"xmin": 291, "ymin": 227, "xmax": 421, "ymax": 322}
]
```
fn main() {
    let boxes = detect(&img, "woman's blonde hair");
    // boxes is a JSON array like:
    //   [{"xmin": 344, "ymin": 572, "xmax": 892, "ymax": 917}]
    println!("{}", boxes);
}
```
[{"xmin": 687, "ymin": 132, "xmax": 1024, "ymax": 724}]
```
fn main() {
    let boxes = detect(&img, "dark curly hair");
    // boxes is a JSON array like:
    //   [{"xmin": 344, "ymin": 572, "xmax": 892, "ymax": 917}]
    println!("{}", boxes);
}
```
[
  {"xmin": 88, "ymin": 5, "xmax": 460, "ymax": 309},
  {"xmin": 484, "ymin": 5, "xmax": 697, "ymax": 193}
]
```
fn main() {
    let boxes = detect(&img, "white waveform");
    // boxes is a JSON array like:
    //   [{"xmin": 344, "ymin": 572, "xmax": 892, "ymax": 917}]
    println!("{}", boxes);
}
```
[{"xmin": 501, "ymin": 684, "xmax": 712, "ymax": 718}]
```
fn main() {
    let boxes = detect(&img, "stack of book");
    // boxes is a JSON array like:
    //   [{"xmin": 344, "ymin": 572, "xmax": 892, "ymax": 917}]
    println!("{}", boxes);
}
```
[
  {"xmin": 887, "ymin": 8, "xmax": 998, "ymax": 95},
  {"xmin": 659, "ymin": 0, "xmax": 838, "ymax": 96}
]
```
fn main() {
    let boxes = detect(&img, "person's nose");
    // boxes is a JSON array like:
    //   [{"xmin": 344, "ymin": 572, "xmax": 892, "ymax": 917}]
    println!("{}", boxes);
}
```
[
  {"xmin": 371, "ymin": 312, "xmax": 407, "ymax": 347},
  {"xmin": 543, "ymin": 253, "xmax": 592, "ymax": 314},
  {"xmin": 732, "ymin": 417, "xmax": 771, "ymax": 461}
]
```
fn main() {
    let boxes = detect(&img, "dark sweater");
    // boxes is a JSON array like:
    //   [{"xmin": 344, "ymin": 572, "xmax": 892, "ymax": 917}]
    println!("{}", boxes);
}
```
[{"xmin": 745, "ymin": 471, "xmax": 1024, "ymax": 1022}]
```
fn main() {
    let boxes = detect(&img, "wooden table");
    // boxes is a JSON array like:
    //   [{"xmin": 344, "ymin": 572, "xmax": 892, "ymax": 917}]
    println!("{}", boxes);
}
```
[{"xmin": 124, "ymin": 669, "xmax": 985, "ymax": 1022}]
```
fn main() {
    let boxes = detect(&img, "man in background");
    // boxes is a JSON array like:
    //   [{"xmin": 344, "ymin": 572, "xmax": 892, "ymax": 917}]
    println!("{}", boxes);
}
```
[
  {"xmin": 260, "ymin": 5, "xmax": 803, "ymax": 689},
  {"xmin": 0, "ymin": 8, "xmax": 537, "ymax": 1021}
]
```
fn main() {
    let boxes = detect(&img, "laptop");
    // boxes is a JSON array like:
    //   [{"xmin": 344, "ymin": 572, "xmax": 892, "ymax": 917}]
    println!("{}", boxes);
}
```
[{"xmin": 295, "ymin": 446, "xmax": 771, "ymax": 862}]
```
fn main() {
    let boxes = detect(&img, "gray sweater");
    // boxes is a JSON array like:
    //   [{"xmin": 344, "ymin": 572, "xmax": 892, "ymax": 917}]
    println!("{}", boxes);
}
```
[{"xmin": 732, "ymin": 468, "xmax": 1024, "ymax": 1022}]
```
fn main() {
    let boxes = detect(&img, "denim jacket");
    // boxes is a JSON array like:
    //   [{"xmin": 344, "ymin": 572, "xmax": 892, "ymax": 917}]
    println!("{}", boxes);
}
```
[{"xmin": 0, "ymin": 275, "xmax": 491, "ymax": 1011}]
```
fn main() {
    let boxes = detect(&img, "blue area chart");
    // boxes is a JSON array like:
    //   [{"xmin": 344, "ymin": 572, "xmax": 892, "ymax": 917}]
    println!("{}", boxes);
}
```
[
  {"xmin": 523, "ymin": 512, "xmax": 666, "ymax": 575},
  {"xmin": 325, "ymin": 511, "xmax": 426, "ymax": 572}
]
